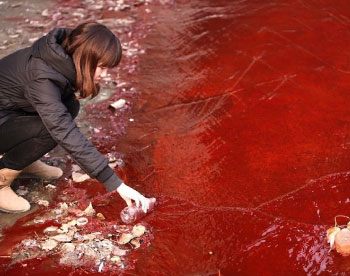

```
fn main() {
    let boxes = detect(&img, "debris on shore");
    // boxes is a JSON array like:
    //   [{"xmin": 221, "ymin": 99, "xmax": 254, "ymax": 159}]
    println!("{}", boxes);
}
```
[{"xmin": 11, "ymin": 201, "xmax": 152, "ymax": 272}]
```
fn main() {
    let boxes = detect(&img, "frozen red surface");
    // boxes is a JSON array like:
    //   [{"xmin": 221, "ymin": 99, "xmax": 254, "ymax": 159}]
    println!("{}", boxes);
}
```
[{"xmin": 3, "ymin": 0, "xmax": 350, "ymax": 275}]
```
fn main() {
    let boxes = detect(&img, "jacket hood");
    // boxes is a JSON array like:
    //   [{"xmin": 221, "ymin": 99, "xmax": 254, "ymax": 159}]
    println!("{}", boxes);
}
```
[{"xmin": 31, "ymin": 28, "xmax": 76, "ymax": 86}]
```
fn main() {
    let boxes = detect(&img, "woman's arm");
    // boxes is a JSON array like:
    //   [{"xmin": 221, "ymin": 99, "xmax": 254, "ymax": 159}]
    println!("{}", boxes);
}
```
[{"xmin": 25, "ymin": 78, "xmax": 150, "ymax": 210}]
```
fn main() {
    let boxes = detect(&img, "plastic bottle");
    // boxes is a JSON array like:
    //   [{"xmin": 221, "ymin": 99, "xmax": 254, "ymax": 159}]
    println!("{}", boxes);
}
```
[{"xmin": 120, "ymin": 198, "xmax": 157, "ymax": 224}]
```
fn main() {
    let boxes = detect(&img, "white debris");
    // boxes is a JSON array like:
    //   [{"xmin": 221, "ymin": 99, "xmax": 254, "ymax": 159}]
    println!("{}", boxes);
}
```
[
  {"xmin": 59, "ymin": 202, "xmax": 68, "ymax": 210},
  {"xmin": 61, "ymin": 243, "xmax": 75, "ymax": 253},
  {"xmin": 45, "ymin": 184, "xmax": 56, "ymax": 189},
  {"xmin": 43, "ymin": 226, "xmax": 59, "ymax": 235},
  {"xmin": 41, "ymin": 239, "xmax": 58, "ymax": 251},
  {"xmin": 72, "ymin": 172, "xmax": 90, "ymax": 182},
  {"xmin": 110, "ymin": 99, "xmax": 126, "ymax": 109},
  {"xmin": 28, "ymin": 37, "xmax": 39, "ymax": 43},
  {"xmin": 36, "ymin": 200, "xmax": 49, "ymax": 207},
  {"xmin": 117, "ymin": 233, "xmax": 134, "ymax": 245},
  {"xmin": 41, "ymin": 9, "xmax": 49, "ymax": 17},
  {"xmin": 76, "ymin": 217, "xmax": 89, "ymax": 227},
  {"xmin": 132, "ymin": 224, "xmax": 146, "ymax": 237},
  {"xmin": 83, "ymin": 202, "xmax": 95, "ymax": 216},
  {"xmin": 72, "ymin": 164, "xmax": 81, "ymax": 172},
  {"xmin": 51, "ymin": 234, "xmax": 73, "ymax": 242},
  {"xmin": 109, "ymin": 162, "xmax": 117, "ymax": 168},
  {"xmin": 16, "ymin": 186, "xmax": 29, "ymax": 196}
]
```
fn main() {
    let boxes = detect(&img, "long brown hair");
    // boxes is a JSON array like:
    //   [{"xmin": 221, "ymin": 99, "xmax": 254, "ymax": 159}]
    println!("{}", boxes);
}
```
[{"xmin": 62, "ymin": 22, "xmax": 122, "ymax": 98}]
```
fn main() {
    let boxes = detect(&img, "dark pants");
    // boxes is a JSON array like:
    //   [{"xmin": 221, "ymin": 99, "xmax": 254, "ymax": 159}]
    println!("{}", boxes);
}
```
[{"xmin": 0, "ymin": 116, "xmax": 57, "ymax": 170}]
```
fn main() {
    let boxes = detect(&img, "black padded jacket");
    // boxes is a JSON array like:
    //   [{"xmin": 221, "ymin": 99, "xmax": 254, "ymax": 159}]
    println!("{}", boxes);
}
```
[{"xmin": 0, "ymin": 28, "xmax": 123, "ymax": 192}]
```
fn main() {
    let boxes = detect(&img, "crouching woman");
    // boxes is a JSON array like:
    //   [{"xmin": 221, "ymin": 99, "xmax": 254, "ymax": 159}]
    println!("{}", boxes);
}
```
[{"xmin": 0, "ymin": 22, "xmax": 152, "ymax": 213}]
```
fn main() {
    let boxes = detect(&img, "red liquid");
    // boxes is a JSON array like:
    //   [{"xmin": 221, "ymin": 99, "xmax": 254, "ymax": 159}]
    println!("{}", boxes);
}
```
[{"xmin": 2, "ymin": 0, "xmax": 350, "ymax": 275}]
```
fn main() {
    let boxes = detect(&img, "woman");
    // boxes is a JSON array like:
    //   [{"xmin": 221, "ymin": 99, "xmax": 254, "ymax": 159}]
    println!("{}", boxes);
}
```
[{"xmin": 0, "ymin": 22, "xmax": 152, "ymax": 213}]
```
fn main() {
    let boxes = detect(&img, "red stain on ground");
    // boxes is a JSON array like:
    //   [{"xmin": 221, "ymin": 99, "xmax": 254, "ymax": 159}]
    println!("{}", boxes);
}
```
[{"xmin": 3, "ymin": 0, "xmax": 350, "ymax": 275}]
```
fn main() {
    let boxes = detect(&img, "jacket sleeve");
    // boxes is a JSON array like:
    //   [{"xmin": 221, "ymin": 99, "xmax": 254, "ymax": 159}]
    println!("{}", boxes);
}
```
[
  {"xmin": 63, "ymin": 93, "xmax": 80, "ymax": 119},
  {"xmin": 24, "ymin": 78, "xmax": 123, "ymax": 191}
]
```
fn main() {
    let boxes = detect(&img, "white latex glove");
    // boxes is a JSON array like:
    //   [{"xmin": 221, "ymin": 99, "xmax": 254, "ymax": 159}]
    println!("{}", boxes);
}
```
[{"xmin": 117, "ymin": 183, "xmax": 150, "ymax": 213}]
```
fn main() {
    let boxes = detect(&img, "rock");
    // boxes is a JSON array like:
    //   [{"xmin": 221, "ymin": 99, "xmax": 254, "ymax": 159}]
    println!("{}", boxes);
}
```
[
  {"xmin": 41, "ymin": 239, "xmax": 58, "ymax": 251},
  {"xmin": 132, "ymin": 224, "xmax": 146, "ymax": 237},
  {"xmin": 117, "ymin": 233, "xmax": 133, "ymax": 245},
  {"xmin": 72, "ymin": 172, "xmax": 90, "ymax": 182}
]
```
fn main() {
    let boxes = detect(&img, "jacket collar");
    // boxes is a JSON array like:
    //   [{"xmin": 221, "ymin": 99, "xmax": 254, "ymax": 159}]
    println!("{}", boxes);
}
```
[{"xmin": 31, "ymin": 28, "xmax": 76, "ymax": 86}]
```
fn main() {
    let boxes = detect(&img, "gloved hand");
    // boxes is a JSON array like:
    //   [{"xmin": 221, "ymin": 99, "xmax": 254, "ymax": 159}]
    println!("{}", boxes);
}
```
[{"xmin": 117, "ymin": 183, "xmax": 151, "ymax": 213}]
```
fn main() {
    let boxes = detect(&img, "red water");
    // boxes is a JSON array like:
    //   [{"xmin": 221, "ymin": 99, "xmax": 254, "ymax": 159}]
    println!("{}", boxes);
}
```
[{"xmin": 3, "ymin": 0, "xmax": 350, "ymax": 275}]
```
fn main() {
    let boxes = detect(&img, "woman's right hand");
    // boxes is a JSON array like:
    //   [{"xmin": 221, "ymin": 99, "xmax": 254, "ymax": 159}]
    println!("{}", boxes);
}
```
[{"xmin": 116, "ymin": 183, "xmax": 150, "ymax": 213}]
